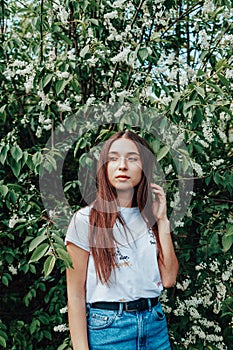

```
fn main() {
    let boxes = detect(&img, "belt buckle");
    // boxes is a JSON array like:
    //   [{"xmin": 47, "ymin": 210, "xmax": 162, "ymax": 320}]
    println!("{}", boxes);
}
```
[
  {"xmin": 125, "ymin": 302, "xmax": 138, "ymax": 312},
  {"xmin": 125, "ymin": 302, "xmax": 141, "ymax": 312}
]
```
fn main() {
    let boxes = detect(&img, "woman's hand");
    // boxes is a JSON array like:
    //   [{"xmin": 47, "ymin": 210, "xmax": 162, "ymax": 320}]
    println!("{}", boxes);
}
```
[{"xmin": 151, "ymin": 183, "xmax": 168, "ymax": 222}]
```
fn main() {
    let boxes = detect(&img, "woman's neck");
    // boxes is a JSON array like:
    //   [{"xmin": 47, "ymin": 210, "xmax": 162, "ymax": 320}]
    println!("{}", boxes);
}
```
[{"xmin": 117, "ymin": 190, "xmax": 134, "ymax": 208}]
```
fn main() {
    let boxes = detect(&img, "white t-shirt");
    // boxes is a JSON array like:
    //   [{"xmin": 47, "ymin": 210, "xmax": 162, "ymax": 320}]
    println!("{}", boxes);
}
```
[{"xmin": 65, "ymin": 206, "xmax": 163, "ymax": 303}]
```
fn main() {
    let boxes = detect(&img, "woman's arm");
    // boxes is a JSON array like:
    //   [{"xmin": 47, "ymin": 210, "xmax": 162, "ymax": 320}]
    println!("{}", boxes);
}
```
[
  {"xmin": 66, "ymin": 243, "xmax": 90, "ymax": 350},
  {"xmin": 151, "ymin": 183, "xmax": 179, "ymax": 288},
  {"xmin": 156, "ymin": 218, "xmax": 179, "ymax": 288}
]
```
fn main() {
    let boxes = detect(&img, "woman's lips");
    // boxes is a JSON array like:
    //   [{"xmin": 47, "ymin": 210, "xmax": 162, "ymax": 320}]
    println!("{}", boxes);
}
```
[{"xmin": 116, "ymin": 175, "xmax": 130, "ymax": 180}]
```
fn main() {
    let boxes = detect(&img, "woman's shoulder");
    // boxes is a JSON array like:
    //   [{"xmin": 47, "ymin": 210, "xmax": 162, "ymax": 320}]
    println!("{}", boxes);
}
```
[{"xmin": 73, "ymin": 205, "xmax": 92, "ymax": 223}]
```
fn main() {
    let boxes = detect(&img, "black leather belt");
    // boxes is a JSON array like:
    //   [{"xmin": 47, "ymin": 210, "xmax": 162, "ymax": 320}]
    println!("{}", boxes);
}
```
[{"xmin": 90, "ymin": 297, "xmax": 159, "ymax": 312}]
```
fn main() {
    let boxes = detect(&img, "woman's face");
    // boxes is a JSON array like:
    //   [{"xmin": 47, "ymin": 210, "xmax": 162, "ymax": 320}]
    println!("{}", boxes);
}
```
[{"xmin": 107, "ymin": 138, "xmax": 142, "ymax": 192}]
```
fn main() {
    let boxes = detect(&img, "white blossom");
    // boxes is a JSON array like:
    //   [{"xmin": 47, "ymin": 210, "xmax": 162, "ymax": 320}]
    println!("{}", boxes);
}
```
[
  {"xmin": 209, "ymin": 259, "xmax": 219, "ymax": 273},
  {"xmin": 113, "ymin": 81, "xmax": 121, "ymax": 88},
  {"xmin": 216, "ymin": 129, "xmax": 227, "ymax": 143},
  {"xmin": 111, "ymin": 47, "xmax": 131, "ymax": 64},
  {"xmin": 174, "ymin": 220, "xmax": 184, "ymax": 227},
  {"xmin": 210, "ymin": 158, "xmax": 224, "ymax": 169},
  {"xmin": 222, "ymin": 270, "xmax": 231, "ymax": 281},
  {"xmin": 57, "ymin": 101, "xmax": 72, "ymax": 112},
  {"xmin": 216, "ymin": 282, "xmax": 226, "ymax": 300},
  {"xmin": 164, "ymin": 164, "xmax": 173, "ymax": 175},
  {"xmin": 8, "ymin": 265, "xmax": 18, "ymax": 275},
  {"xmin": 11, "ymin": 59, "xmax": 25, "ymax": 68},
  {"xmin": 203, "ymin": 0, "xmax": 215, "ymax": 15},
  {"xmin": 15, "ymin": 63, "xmax": 33, "ymax": 76},
  {"xmin": 36, "ymin": 126, "xmax": 42, "ymax": 138},
  {"xmin": 87, "ymin": 27, "xmax": 94, "ymax": 38},
  {"xmin": 67, "ymin": 50, "xmax": 76, "ymax": 61},
  {"xmin": 74, "ymin": 95, "xmax": 82, "ymax": 103},
  {"xmin": 104, "ymin": 11, "xmax": 118, "ymax": 20},
  {"xmin": 221, "ymin": 34, "xmax": 233, "ymax": 46},
  {"xmin": 199, "ymin": 30, "xmax": 210, "ymax": 49},
  {"xmin": 191, "ymin": 160, "xmax": 204, "ymax": 177},
  {"xmin": 60, "ymin": 306, "xmax": 68, "ymax": 314},
  {"xmin": 176, "ymin": 278, "xmax": 191, "ymax": 291},
  {"xmin": 56, "ymin": 71, "xmax": 70, "ymax": 79},
  {"xmin": 110, "ymin": 0, "xmax": 127, "ymax": 8},
  {"xmin": 24, "ymin": 76, "xmax": 34, "ymax": 93},
  {"xmin": 170, "ymin": 191, "xmax": 180, "ymax": 209},
  {"xmin": 86, "ymin": 96, "xmax": 96, "ymax": 107},
  {"xmin": 53, "ymin": 324, "xmax": 69, "ymax": 332},
  {"xmin": 87, "ymin": 56, "xmax": 98, "ymax": 67},
  {"xmin": 9, "ymin": 214, "xmax": 19, "ymax": 228},
  {"xmin": 225, "ymin": 69, "xmax": 233, "ymax": 79},
  {"xmin": 21, "ymin": 115, "xmax": 29, "ymax": 125},
  {"xmin": 58, "ymin": 8, "xmax": 69, "ymax": 24},
  {"xmin": 173, "ymin": 132, "xmax": 184, "ymax": 149},
  {"xmin": 38, "ymin": 91, "xmax": 51, "ymax": 109}
]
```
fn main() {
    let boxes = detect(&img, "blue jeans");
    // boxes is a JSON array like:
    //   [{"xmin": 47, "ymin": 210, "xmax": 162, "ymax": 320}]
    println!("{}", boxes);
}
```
[{"xmin": 86, "ymin": 302, "xmax": 171, "ymax": 350}]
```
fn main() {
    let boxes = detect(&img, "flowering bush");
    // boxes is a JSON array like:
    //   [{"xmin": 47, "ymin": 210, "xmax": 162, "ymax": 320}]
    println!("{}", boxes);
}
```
[{"xmin": 0, "ymin": 0, "xmax": 232, "ymax": 349}]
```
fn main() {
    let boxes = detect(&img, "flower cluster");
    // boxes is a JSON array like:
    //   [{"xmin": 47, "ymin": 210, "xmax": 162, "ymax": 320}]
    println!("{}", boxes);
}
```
[{"xmin": 169, "ymin": 257, "xmax": 232, "ymax": 349}]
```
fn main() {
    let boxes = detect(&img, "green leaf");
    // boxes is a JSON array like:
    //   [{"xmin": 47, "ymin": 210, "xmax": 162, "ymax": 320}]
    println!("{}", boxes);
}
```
[
  {"xmin": 42, "ymin": 74, "xmax": 53, "ymax": 89},
  {"xmin": 183, "ymin": 100, "xmax": 199, "ymax": 112},
  {"xmin": 0, "ymin": 336, "xmax": 6, "ymax": 348},
  {"xmin": 29, "ymin": 319, "xmax": 40, "ymax": 335},
  {"xmin": 43, "ymin": 255, "xmax": 56, "ymax": 277},
  {"xmin": 138, "ymin": 47, "xmax": 149, "ymax": 62},
  {"xmin": 56, "ymin": 32, "xmax": 73, "ymax": 45},
  {"xmin": 216, "ymin": 58, "xmax": 227, "ymax": 70},
  {"xmin": 44, "ymin": 154, "xmax": 57, "ymax": 172},
  {"xmin": 29, "ymin": 234, "xmax": 47, "ymax": 252},
  {"xmin": 2, "ymin": 276, "xmax": 9, "ymax": 287},
  {"xmin": 196, "ymin": 86, "xmax": 205, "ymax": 99},
  {"xmin": 157, "ymin": 145, "xmax": 170, "ymax": 161},
  {"xmin": 217, "ymin": 73, "xmax": 230, "ymax": 90},
  {"xmin": 74, "ymin": 137, "xmax": 88, "ymax": 157},
  {"xmin": 0, "ymin": 184, "xmax": 8, "ymax": 197},
  {"xmin": 52, "ymin": 234, "xmax": 66, "ymax": 247},
  {"xmin": 89, "ymin": 18, "xmax": 99, "ymax": 26},
  {"xmin": 55, "ymin": 80, "xmax": 68, "ymax": 95},
  {"xmin": 80, "ymin": 44, "xmax": 89, "ymax": 58},
  {"xmin": 32, "ymin": 152, "xmax": 43, "ymax": 167},
  {"xmin": 10, "ymin": 145, "xmax": 23, "ymax": 162},
  {"xmin": 29, "ymin": 243, "xmax": 49, "ymax": 263},
  {"xmin": 170, "ymin": 92, "xmax": 181, "ymax": 114},
  {"xmin": 0, "ymin": 104, "xmax": 7, "ymax": 114},
  {"xmin": 222, "ymin": 234, "xmax": 233, "ymax": 252},
  {"xmin": 9, "ymin": 158, "xmax": 21, "ymax": 177},
  {"xmin": 0, "ymin": 144, "xmax": 9, "ymax": 164},
  {"xmin": 56, "ymin": 248, "xmax": 72, "ymax": 267},
  {"xmin": 225, "ymin": 224, "xmax": 233, "ymax": 237},
  {"xmin": 206, "ymin": 80, "xmax": 224, "ymax": 95}
]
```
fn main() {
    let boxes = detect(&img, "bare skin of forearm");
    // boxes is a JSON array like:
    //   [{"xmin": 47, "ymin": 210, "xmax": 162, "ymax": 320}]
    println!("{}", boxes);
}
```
[
  {"xmin": 68, "ymin": 296, "xmax": 89, "ymax": 350},
  {"xmin": 157, "ymin": 218, "xmax": 179, "ymax": 288}
]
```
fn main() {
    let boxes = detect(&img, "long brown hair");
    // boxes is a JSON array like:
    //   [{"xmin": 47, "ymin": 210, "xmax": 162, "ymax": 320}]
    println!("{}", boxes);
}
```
[{"xmin": 89, "ymin": 130, "xmax": 158, "ymax": 284}]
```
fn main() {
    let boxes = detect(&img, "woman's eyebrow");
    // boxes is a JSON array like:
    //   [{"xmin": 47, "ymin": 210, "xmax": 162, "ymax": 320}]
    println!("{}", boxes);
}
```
[{"xmin": 108, "ymin": 151, "xmax": 140, "ymax": 155}]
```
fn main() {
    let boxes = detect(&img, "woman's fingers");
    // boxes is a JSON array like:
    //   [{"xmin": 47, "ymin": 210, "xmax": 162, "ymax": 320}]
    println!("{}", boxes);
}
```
[
  {"xmin": 150, "ymin": 183, "xmax": 166, "ymax": 198},
  {"xmin": 151, "ymin": 183, "xmax": 167, "ymax": 220}
]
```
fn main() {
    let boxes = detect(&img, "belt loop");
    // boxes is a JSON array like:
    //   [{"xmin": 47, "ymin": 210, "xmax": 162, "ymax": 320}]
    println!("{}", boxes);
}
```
[
  {"xmin": 148, "ymin": 298, "xmax": 152, "ymax": 311},
  {"xmin": 118, "ymin": 302, "xmax": 123, "ymax": 317},
  {"xmin": 86, "ymin": 303, "xmax": 91, "ymax": 317}
]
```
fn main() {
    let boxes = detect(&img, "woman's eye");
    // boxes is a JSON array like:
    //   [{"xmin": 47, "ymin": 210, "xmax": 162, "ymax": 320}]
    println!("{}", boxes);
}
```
[
  {"xmin": 108, "ymin": 156, "xmax": 118, "ymax": 161},
  {"xmin": 127, "ymin": 157, "xmax": 138, "ymax": 162}
]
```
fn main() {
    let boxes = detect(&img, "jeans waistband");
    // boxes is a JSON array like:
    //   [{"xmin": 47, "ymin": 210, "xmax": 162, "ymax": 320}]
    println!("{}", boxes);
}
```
[{"xmin": 89, "ymin": 297, "xmax": 159, "ymax": 312}]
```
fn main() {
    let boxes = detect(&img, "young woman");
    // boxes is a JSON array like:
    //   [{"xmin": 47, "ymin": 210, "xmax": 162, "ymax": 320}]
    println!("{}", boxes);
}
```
[{"xmin": 65, "ymin": 130, "xmax": 179, "ymax": 350}]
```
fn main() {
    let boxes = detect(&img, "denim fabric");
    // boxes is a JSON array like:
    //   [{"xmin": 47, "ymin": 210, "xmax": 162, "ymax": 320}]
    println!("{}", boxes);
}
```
[{"xmin": 87, "ymin": 302, "xmax": 171, "ymax": 350}]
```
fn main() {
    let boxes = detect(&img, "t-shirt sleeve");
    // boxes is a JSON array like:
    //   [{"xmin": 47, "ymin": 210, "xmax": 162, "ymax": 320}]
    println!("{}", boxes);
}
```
[{"xmin": 65, "ymin": 209, "xmax": 90, "ymax": 252}]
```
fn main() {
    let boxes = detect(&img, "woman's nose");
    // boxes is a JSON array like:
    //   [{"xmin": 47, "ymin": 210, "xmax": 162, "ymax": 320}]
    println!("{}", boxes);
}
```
[{"xmin": 118, "ymin": 156, "xmax": 127, "ymax": 169}]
